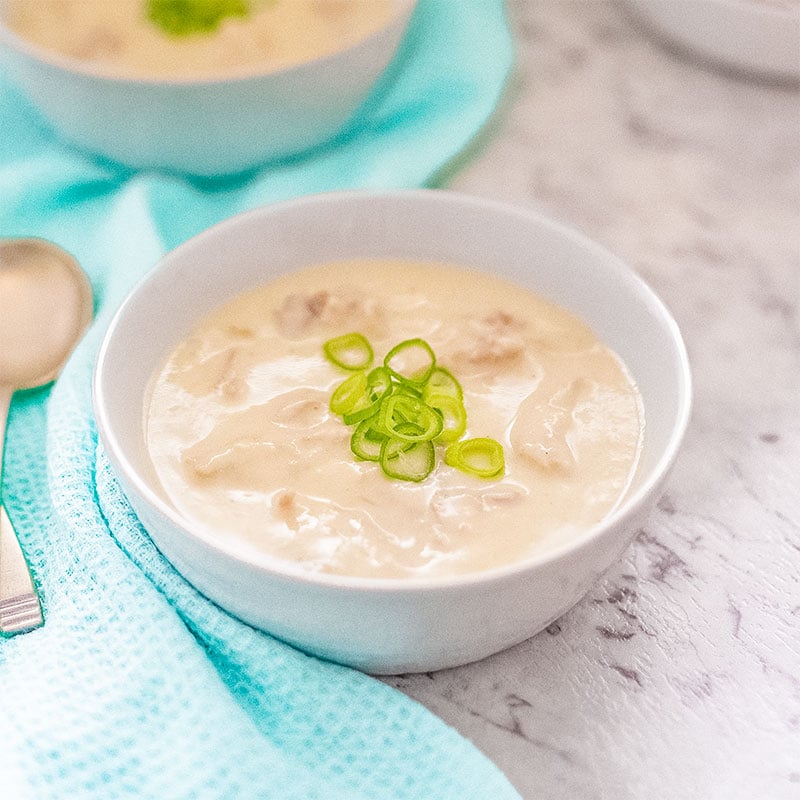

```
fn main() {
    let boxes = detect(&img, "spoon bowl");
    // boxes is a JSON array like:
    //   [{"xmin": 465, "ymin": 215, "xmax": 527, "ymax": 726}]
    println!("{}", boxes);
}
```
[
  {"xmin": 0, "ymin": 237, "xmax": 93, "ymax": 634},
  {"xmin": 0, "ymin": 238, "xmax": 93, "ymax": 389}
]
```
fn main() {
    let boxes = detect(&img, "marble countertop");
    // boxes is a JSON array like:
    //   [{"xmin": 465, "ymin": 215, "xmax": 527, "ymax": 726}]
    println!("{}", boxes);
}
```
[{"xmin": 382, "ymin": 2, "xmax": 800, "ymax": 798}]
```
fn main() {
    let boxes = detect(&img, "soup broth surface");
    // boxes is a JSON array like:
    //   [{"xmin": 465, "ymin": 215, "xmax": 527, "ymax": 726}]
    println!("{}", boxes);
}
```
[
  {"xmin": 6, "ymin": 0, "xmax": 393, "ymax": 78},
  {"xmin": 146, "ymin": 259, "xmax": 645, "ymax": 579}
]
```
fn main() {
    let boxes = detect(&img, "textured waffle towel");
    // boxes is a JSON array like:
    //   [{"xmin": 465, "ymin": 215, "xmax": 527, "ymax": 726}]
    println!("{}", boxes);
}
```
[{"xmin": 0, "ymin": 1, "xmax": 522, "ymax": 798}]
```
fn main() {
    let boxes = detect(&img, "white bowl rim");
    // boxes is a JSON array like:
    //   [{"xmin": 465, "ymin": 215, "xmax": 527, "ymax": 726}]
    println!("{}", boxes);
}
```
[
  {"xmin": 93, "ymin": 188, "xmax": 693, "ymax": 594},
  {"xmin": 0, "ymin": 0, "xmax": 417, "ymax": 87}
]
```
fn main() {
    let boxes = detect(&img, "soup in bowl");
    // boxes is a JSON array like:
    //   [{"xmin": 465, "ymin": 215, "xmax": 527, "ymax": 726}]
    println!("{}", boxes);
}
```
[
  {"xmin": 4, "ymin": 0, "xmax": 396, "ymax": 79},
  {"xmin": 93, "ymin": 190, "xmax": 692, "ymax": 673},
  {"xmin": 146, "ymin": 258, "xmax": 645, "ymax": 580}
]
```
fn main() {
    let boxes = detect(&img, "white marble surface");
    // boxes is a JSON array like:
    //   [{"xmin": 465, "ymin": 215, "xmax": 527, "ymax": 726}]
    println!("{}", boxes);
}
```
[{"xmin": 382, "ymin": 2, "xmax": 800, "ymax": 798}]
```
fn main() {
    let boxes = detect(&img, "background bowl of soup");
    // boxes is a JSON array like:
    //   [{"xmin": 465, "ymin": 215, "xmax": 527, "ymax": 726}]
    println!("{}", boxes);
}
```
[
  {"xmin": 93, "ymin": 189, "xmax": 692, "ymax": 674},
  {"xmin": 0, "ymin": 0, "xmax": 416, "ymax": 176}
]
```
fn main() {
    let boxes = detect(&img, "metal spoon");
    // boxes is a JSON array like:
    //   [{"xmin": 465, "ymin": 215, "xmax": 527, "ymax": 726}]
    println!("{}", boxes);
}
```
[{"xmin": 0, "ymin": 238, "xmax": 93, "ymax": 635}]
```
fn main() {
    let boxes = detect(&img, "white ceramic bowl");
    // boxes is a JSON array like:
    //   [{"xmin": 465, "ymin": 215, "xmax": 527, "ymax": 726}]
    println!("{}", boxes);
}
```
[
  {"xmin": 93, "ymin": 190, "xmax": 692, "ymax": 674},
  {"xmin": 0, "ymin": 0, "xmax": 416, "ymax": 176}
]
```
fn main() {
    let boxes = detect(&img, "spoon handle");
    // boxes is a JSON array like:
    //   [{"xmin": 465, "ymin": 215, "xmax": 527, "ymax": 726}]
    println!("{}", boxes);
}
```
[{"xmin": 0, "ymin": 386, "xmax": 44, "ymax": 635}]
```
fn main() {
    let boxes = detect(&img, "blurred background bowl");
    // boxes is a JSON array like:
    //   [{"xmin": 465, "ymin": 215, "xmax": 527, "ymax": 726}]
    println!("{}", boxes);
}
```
[
  {"xmin": 0, "ymin": 0, "xmax": 417, "ymax": 176},
  {"xmin": 93, "ymin": 189, "xmax": 692, "ymax": 674},
  {"xmin": 624, "ymin": 0, "xmax": 800, "ymax": 82}
]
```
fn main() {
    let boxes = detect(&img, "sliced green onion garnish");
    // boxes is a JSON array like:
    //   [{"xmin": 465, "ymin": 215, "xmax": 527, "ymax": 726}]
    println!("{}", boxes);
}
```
[
  {"xmin": 329, "ymin": 370, "xmax": 369, "ymax": 416},
  {"xmin": 366, "ymin": 367, "xmax": 393, "ymax": 402},
  {"xmin": 341, "ymin": 367, "xmax": 394, "ymax": 425},
  {"xmin": 147, "ymin": 0, "xmax": 248, "ymax": 37},
  {"xmin": 426, "ymin": 393, "xmax": 467, "ymax": 443},
  {"xmin": 323, "ymin": 332, "xmax": 374, "ymax": 371},
  {"xmin": 342, "ymin": 401, "xmax": 381, "ymax": 426},
  {"xmin": 378, "ymin": 394, "xmax": 443, "ymax": 443},
  {"xmin": 380, "ymin": 436, "xmax": 436, "ymax": 483},
  {"xmin": 384, "ymin": 338, "xmax": 436, "ymax": 386},
  {"xmin": 445, "ymin": 437, "xmax": 505, "ymax": 479},
  {"xmin": 392, "ymin": 382, "xmax": 424, "ymax": 400},
  {"xmin": 324, "ymin": 332, "xmax": 504, "ymax": 483},
  {"xmin": 423, "ymin": 367, "xmax": 463, "ymax": 402},
  {"xmin": 350, "ymin": 416, "xmax": 388, "ymax": 462}
]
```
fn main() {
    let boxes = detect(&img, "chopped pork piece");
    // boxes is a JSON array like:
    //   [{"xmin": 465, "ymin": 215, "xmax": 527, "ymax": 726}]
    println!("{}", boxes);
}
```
[
  {"xmin": 449, "ymin": 310, "xmax": 526, "ymax": 372},
  {"xmin": 274, "ymin": 291, "xmax": 330, "ymax": 339},
  {"xmin": 274, "ymin": 289, "xmax": 386, "ymax": 339},
  {"xmin": 217, "ymin": 348, "xmax": 247, "ymax": 402},
  {"xmin": 273, "ymin": 490, "xmax": 300, "ymax": 529}
]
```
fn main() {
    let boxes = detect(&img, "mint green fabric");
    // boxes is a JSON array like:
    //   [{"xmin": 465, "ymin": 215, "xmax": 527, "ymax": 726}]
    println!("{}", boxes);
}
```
[{"xmin": 0, "ymin": 2, "xmax": 521, "ymax": 798}]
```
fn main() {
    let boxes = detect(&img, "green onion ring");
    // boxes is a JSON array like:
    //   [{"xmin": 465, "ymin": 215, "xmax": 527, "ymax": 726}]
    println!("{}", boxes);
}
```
[
  {"xmin": 445, "ymin": 437, "xmax": 505, "ymax": 479},
  {"xmin": 323, "ymin": 332, "xmax": 374, "ymax": 371},
  {"xmin": 426, "ymin": 393, "xmax": 467, "ymax": 443},
  {"xmin": 366, "ymin": 366, "xmax": 393, "ymax": 401},
  {"xmin": 378, "ymin": 394, "xmax": 443, "ymax": 443},
  {"xmin": 350, "ymin": 416, "xmax": 388, "ymax": 462},
  {"xmin": 423, "ymin": 366, "xmax": 463, "ymax": 402},
  {"xmin": 384, "ymin": 337, "xmax": 436, "ymax": 386},
  {"xmin": 341, "ymin": 367, "xmax": 394, "ymax": 424},
  {"xmin": 380, "ymin": 436, "xmax": 436, "ymax": 483},
  {"xmin": 329, "ymin": 370, "xmax": 369, "ymax": 416}
]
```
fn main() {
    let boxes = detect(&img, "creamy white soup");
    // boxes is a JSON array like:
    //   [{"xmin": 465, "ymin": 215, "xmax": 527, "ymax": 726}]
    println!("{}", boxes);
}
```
[
  {"xmin": 145, "ymin": 260, "xmax": 645, "ymax": 579},
  {"xmin": 6, "ymin": 0, "xmax": 393, "ymax": 79}
]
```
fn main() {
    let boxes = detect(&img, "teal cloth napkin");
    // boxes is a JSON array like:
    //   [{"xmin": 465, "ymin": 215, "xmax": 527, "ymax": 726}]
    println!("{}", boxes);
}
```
[{"xmin": 0, "ymin": 2, "xmax": 521, "ymax": 798}]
